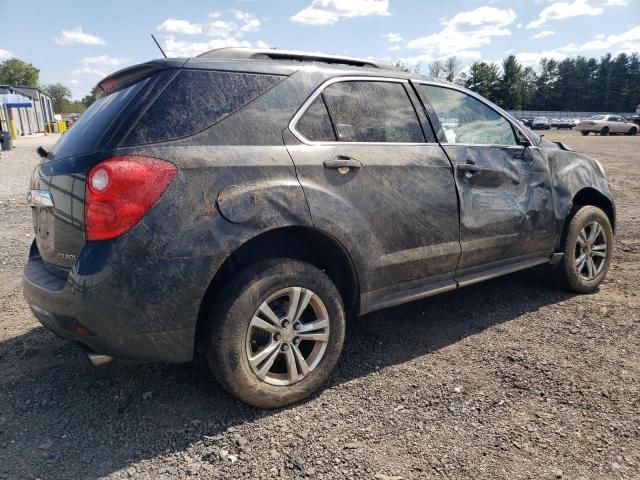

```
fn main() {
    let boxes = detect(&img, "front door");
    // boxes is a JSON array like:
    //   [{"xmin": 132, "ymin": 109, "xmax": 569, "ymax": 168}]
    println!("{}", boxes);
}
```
[
  {"xmin": 285, "ymin": 78, "xmax": 461, "ymax": 311},
  {"xmin": 414, "ymin": 83, "xmax": 556, "ymax": 279}
]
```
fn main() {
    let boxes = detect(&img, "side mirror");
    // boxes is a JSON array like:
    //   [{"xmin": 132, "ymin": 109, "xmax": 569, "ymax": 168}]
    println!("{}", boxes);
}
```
[
  {"xmin": 519, "ymin": 138, "xmax": 532, "ymax": 148},
  {"xmin": 36, "ymin": 146, "xmax": 49, "ymax": 159}
]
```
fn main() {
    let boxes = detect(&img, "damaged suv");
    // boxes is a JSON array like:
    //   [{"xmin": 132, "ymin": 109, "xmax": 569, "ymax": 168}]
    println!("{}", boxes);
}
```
[{"xmin": 24, "ymin": 48, "xmax": 615, "ymax": 408}]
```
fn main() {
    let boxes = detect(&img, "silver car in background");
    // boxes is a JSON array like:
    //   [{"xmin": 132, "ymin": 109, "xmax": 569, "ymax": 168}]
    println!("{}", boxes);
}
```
[{"xmin": 576, "ymin": 114, "xmax": 638, "ymax": 136}]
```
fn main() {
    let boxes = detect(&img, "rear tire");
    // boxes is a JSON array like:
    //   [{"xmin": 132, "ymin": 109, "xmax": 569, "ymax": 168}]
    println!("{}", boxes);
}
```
[
  {"xmin": 600, "ymin": 127, "xmax": 609, "ymax": 136},
  {"xmin": 547, "ymin": 206, "xmax": 613, "ymax": 293},
  {"xmin": 581, "ymin": 131, "xmax": 589, "ymax": 136},
  {"xmin": 206, "ymin": 258, "xmax": 346, "ymax": 408}
]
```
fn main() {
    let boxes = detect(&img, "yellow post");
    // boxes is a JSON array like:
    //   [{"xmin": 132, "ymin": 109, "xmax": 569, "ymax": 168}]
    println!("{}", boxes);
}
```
[
  {"xmin": 57, "ymin": 120, "xmax": 67, "ymax": 133},
  {"xmin": 9, "ymin": 119, "xmax": 17, "ymax": 139}
]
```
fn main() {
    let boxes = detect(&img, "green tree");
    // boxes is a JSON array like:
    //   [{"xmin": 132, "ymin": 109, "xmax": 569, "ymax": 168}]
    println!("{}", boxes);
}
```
[
  {"xmin": 43, "ymin": 83, "xmax": 72, "ymax": 112},
  {"xmin": 0, "ymin": 58, "xmax": 40, "ymax": 87},
  {"xmin": 498, "ymin": 55, "xmax": 525, "ymax": 109},
  {"xmin": 81, "ymin": 93, "xmax": 96, "ymax": 109},
  {"xmin": 465, "ymin": 62, "xmax": 501, "ymax": 102}
]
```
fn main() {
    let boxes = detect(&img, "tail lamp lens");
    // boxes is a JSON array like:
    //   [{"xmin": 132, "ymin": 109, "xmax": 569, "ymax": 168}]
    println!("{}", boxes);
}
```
[{"xmin": 85, "ymin": 156, "xmax": 176, "ymax": 241}]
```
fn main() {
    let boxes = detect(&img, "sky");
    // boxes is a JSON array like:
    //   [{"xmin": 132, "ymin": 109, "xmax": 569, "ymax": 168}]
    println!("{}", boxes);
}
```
[{"xmin": 1, "ymin": 0, "xmax": 639, "ymax": 99}]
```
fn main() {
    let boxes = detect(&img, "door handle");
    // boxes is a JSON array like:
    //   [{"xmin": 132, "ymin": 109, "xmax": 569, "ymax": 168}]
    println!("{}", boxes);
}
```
[
  {"xmin": 323, "ymin": 157, "xmax": 362, "ymax": 170},
  {"xmin": 456, "ymin": 161, "xmax": 481, "ymax": 175}
]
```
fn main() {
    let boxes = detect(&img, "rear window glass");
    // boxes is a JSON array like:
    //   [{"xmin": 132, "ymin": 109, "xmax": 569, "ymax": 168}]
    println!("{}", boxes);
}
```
[
  {"xmin": 296, "ymin": 95, "xmax": 336, "ymax": 141},
  {"xmin": 124, "ymin": 70, "xmax": 283, "ymax": 146},
  {"xmin": 321, "ymin": 81, "xmax": 424, "ymax": 143},
  {"xmin": 49, "ymin": 79, "xmax": 146, "ymax": 160}
]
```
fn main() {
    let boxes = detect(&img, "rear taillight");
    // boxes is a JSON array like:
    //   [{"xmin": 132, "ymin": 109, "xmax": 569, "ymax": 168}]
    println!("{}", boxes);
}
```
[{"xmin": 85, "ymin": 156, "xmax": 176, "ymax": 241}]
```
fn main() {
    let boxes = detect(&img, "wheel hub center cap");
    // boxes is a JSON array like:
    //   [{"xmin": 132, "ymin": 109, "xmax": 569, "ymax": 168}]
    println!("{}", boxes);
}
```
[{"xmin": 281, "ymin": 327, "xmax": 295, "ymax": 343}]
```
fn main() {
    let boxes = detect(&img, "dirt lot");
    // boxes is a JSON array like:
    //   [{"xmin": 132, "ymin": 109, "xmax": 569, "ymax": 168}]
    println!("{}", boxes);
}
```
[{"xmin": 0, "ymin": 131, "xmax": 638, "ymax": 480}]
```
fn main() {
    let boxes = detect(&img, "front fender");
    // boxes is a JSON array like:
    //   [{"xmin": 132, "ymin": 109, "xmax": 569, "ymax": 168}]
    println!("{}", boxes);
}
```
[{"xmin": 543, "ymin": 147, "xmax": 614, "ymax": 248}]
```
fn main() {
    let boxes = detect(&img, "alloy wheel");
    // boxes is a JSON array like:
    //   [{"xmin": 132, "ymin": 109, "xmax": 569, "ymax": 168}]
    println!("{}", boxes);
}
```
[
  {"xmin": 575, "ymin": 221, "xmax": 607, "ymax": 280},
  {"xmin": 245, "ymin": 287, "xmax": 330, "ymax": 386}
]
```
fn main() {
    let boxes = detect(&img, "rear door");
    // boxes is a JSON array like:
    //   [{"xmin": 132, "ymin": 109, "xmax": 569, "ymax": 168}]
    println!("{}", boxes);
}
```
[
  {"xmin": 285, "ymin": 77, "xmax": 461, "ymax": 310},
  {"xmin": 414, "ymin": 83, "xmax": 556, "ymax": 280}
]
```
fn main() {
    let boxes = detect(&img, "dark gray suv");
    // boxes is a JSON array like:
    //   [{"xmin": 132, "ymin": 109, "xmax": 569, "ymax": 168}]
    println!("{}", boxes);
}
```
[{"xmin": 24, "ymin": 48, "xmax": 615, "ymax": 408}]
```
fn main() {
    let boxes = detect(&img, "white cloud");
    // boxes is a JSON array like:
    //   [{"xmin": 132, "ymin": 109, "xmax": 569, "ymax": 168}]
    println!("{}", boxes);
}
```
[
  {"xmin": 388, "ymin": 45, "xmax": 401, "ymax": 51},
  {"xmin": 158, "ymin": 19, "xmax": 203, "ymax": 35},
  {"xmin": 404, "ymin": 6, "xmax": 516, "ymax": 64},
  {"xmin": 578, "ymin": 24, "xmax": 640, "ymax": 51},
  {"xmin": 530, "ymin": 30, "xmax": 555, "ymax": 39},
  {"xmin": 383, "ymin": 32, "xmax": 403, "ymax": 43},
  {"xmin": 290, "ymin": 0, "xmax": 390, "ymax": 26},
  {"xmin": 162, "ymin": 35, "xmax": 254, "ymax": 58},
  {"xmin": 80, "ymin": 55, "xmax": 132, "ymax": 66},
  {"xmin": 0, "ymin": 48, "xmax": 12, "ymax": 59},
  {"xmin": 69, "ymin": 79, "xmax": 80, "ymax": 85},
  {"xmin": 526, "ymin": 0, "xmax": 628, "ymax": 29},
  {"xmin": 517, "ymin": 24, "xmax": 640, "ymax": 64},
  {"xmin": 157, "ymin": 10, "xmax": 265, "ymax": 57},
  {"xmin": 71, "ymin": 66, "xmax": 109, "ymax": 77},
  {"xmin": 54, "ymin": 26, "xmax": 106, "ymax": 46}
]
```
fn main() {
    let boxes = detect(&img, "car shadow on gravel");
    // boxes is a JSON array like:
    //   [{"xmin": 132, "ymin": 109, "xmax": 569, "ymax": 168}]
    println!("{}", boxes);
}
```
[{"xmin": 0, "ymin": 268, "xmax": 574, "ymax": 479}]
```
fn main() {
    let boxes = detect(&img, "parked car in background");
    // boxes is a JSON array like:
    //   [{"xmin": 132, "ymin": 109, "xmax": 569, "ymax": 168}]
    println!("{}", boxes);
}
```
[
  {"xmin": 521, "ymin": 118, "xmax": 532, "ymax": 127},
  {"xmin": 531, "ymin": 117, "xmax": 550, "ymax": 129},
  {"xmin": 23, "ymin": 48, "xmax": 616, "ymax": 408},
  {"xmin": 556, "ymin": 119, "xmax": 575, "ymax": 129},
  {"xmin": 549, "ymin": 118, "xmax": 560, "ymax": 128},
  {"xmin": 576, "ymin": 114, "xmax": 638, "ymax": 136}
]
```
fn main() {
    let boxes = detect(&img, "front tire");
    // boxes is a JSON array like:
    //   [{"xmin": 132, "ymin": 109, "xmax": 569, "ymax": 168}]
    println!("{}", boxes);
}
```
[
  {"xmin": 206, "ymin": 259, "xmax": 346, "ymax": 408},
  {"xmin": 547, "ymin": 206, "xmax": 613, "ymax": 293},
  {"xmin": 581, "ymin": 131, "xmax": 589, "ymax": 136},
  {"xmin": 627, "ymin": 127, "xmax": 638, "ymax": 136},
  {"xmin": 600, "ymin": 127, "xmax": 609, "ymax": 136}
]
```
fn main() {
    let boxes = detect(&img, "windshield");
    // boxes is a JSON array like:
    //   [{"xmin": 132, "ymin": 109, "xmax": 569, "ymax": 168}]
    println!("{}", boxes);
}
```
[
  {"xmin": 590, "ymin": 115, "xmax": 606, "ymax": 120},
  {"xmin": 533, "ymin": 117, "xmax": 546, "ymax": 122}
]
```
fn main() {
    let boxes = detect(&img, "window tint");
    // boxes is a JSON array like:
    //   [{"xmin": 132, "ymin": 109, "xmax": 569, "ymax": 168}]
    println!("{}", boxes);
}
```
[
  {"xmin": 124, "ymin": 70, "xmax": 283, "ymax": 146},
  {"xmin": 50, "ymin": 79, "xmax": 147, "ymax": 160},
  {"xmin": 417, "ymin": 85, "xmax": 517, "ymax": 146},
  {"xmin": 320, "ymin": 81, "xmax": 424, "ymax": 143},
  {"xmin": 296, "ymin": 95, "xmax": 336, "ymax": 141}
]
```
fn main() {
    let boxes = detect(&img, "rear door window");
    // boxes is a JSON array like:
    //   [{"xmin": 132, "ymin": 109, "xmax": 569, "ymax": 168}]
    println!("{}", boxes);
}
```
[
  {"xmin": 319, "ymin": 81, "xmax": 424, "ymax": 143},
  {"xmin": 295, "ymin": 96, "xmax": 336, "ymax": 142},
  {"xmin": 123, "ymin": 70, "xmax": 283, "ymax": 146},
  {"xmin": 417, "ymin": 84, "xmax": 517, "ymax": 146}
]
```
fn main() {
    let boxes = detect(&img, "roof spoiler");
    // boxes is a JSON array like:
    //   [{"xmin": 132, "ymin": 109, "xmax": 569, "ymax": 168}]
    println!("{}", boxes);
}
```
[
  {"xmin": 92, "ymin": 59, "xmax": 186, "ymax": 99},
  {"xmin": 197, "ymin": 48, "xmax": 397, "ymax": 71}
]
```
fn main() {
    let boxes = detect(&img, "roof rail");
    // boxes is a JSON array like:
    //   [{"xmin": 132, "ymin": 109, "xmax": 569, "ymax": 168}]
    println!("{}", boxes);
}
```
[{"xmin": 197, "ymin": 48, "xmax": 397, "ymax": 70}]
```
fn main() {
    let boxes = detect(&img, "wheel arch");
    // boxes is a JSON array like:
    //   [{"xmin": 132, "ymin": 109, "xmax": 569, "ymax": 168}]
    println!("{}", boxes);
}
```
[
  {"xmin": 557, "ymin": 187, "xmax": 616, "ymax": 251},
  {"xmin": 572, "ymin": 187, "xmax": 615, "ymax": 233},
  {"xmin": 195, "ymin": 225, "xmax": 360, "ymax": 342}
]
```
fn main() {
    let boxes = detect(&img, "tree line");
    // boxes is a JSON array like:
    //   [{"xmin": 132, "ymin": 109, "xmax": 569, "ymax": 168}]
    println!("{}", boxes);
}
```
[
  {"xmin": 0, "ymin": 58, "xmax": 95, "ymax": 114},
  {"xmin": 402, "ymin": 52, "xmax": 640, "ymax": 113}
]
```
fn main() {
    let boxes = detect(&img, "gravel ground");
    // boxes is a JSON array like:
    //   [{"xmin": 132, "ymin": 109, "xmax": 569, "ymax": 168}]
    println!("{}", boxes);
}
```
[{"xmin": 0, "ymin": 131, "xmax": 639, "ymax": 480}]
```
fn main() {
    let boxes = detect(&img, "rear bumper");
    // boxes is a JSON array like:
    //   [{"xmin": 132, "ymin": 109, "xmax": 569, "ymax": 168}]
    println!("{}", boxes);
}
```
[{"xmin": 23, "ymin": 240, "xmax": 205, "ymax": 363}]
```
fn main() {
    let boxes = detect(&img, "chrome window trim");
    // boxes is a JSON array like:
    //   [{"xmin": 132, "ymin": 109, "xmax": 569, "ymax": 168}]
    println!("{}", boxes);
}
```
[
  {"xmin": 411, "ymin": 80, "xmax": 536, "ymax": 147},
  {"xmin": 289, "ymin": 76, "xmax": 437, "ymax": 146}
]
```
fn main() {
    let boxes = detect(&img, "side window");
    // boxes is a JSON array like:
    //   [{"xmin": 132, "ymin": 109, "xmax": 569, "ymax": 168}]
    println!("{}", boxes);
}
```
[
  {"xmin": 320, "ymin": 81, "xmax": 424, "ymax": 143},
  {"xmin": 124, "ymin": 70, "xmax": 283, "ymax": 146},
  {"xmin": 296, "ymin": 96, "xmax": 336, "ymax": 141},
  {"xmin": 417, "ymin": 85, "xmax": 517, "ymax": 146}
]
